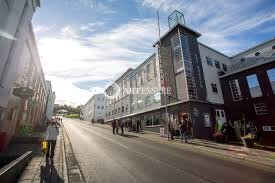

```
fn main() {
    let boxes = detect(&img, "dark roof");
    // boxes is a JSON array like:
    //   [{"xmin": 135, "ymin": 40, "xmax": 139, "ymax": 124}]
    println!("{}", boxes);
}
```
[
  {"xmin": 231, "ymin": 37, "xmax": 275, "ymax": 58},
  {"xmin": 152, "ymin": 23, "xmax": 201, "ymax": 47},
  {"xmin": 220, "ymin": 56, "xmax": 275, "ymax": 78}
]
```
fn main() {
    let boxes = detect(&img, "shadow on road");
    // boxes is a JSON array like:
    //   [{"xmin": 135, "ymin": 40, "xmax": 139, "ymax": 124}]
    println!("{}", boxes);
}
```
[
  {"xmin": 119, "ymin": 134, "xmax": 139, "ymax": 138},
  {"xmin": 40, "ymin": 159, "xmax": 64, "ymax": 183}
]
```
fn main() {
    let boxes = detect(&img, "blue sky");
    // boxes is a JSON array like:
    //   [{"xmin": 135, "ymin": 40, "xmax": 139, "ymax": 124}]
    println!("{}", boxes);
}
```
[{"xmin": 32, "ymin": 0, "xmax": 275, "ymax": 106}]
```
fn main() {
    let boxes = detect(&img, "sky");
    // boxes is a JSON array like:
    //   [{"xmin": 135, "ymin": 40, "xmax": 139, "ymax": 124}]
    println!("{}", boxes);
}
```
[{"xmin": 32, "ymin": 0, "xmax": 275, "ymax": 106}]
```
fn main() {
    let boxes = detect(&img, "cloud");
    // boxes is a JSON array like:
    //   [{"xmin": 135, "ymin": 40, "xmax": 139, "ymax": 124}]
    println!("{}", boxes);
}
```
[
  {"xmin": 65, "ymin": 0, "xmax": 116, "ymax": 14},
  {"xmin": 141, "ymin": 0, "xmax": 275, "ymax": 55},
  {"xmin": 33, "ymin": 24, "xmax": 54, "ymax": 34},
  {"xmin": 37, "ymin": 19, "xmax": 159, "ymax": 105},
  {"xmin": 80, "ymin": 22, "xmax": 105, "ymax": 32}
]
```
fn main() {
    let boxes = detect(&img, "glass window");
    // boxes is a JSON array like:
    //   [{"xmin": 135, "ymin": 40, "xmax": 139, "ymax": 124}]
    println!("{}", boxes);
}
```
[
  {"xmin": 153, "ymin": 59, "xmax": 157, "ymax": 77},
  {"xmin": 246, "ymin": 74, "xmax": 262, "ymax": 98},
  {"xmin": 101, "ymin": 106, "xmax": 104, "ymax": 109},
  {"xmin": 211, "ymin": 83, "xmax": 218, "ymax": 93},
  {"xmin": 222, "ymin": 64, "xmax": 227, "ymax": 72},
  {"xmin": 267, "ymin": 68, "xmax": 275, "ymax": 93},
  {"xmin": 97, "ymin": 106, "xmax": 100, "ymax": 109},
  {"xmin": 215, "ymin": 60, "xmax": 220, "ymax": 69},
  {"xmin": 154, "ymin": 92, "xmax": 160, "ymax": 103},
  {"xmin": 229, "ymin": 79, "xmax": 243, "ymax": 101},
  {"xmin": 255, "ymin": 52, "xmax": 260, "ymax": 56},
  {"xmin": 137, "ymin": 99, "xmax": 143, "ymax": 108},
  {"xmin": 254, "ymin": 103, "xmax": 268, "ymax": 115},
  {"xmin": 146, "ymin": 64, "xmax": 151, "ymax": 81},
  {"xmin": 145, "ymin": 96, "xmax": 151, "ymax": 106},
  {"xmin": 206, "ymin": 57, "xmax": 213, "ymax": 66}
]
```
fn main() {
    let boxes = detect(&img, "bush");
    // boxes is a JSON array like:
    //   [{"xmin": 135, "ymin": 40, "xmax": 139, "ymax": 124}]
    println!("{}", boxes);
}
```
[{"xmin": 64, "ymin": 113, "xmax": 80, "ymax": 118}]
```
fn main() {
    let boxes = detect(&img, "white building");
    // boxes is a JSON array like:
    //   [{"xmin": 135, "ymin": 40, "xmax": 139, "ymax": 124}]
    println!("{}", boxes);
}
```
[
  {"xmin": 0, "ymin": 0, "xmax": 41, "ymax": 110},
  {"xmin": 82, "ymin": 93, "xmax": 106, "ymax": 122},
  {"xmin": 45, "ymin": 80, "xmax": 55, "ymax": 120}
]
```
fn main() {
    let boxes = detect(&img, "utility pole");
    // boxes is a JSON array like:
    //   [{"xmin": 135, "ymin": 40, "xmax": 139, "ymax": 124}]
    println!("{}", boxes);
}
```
[{"xmin": 157, "ymin": 11, "xmax": 169, "ymax": 140}]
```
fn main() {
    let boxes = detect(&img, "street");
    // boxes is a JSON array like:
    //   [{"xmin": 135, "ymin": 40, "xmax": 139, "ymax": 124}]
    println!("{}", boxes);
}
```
[{"xmin": 64, "ymin": 118, "xmax": 275, "ymax": 183}]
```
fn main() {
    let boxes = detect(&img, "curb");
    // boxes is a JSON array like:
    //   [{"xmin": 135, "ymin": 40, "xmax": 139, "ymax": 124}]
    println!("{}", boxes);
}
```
[{"xmin": 63, "ymin": 125, "xmax": 86, "ymax": 183}]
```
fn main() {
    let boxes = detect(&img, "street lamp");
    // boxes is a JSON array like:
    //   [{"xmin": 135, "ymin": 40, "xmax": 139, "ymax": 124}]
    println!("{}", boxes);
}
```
[{"xmin": 156, "ymin": 11, "xmax": 169, "ymax": 140}]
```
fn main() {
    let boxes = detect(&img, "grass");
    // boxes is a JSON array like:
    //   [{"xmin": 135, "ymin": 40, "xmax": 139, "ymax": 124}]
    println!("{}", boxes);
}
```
[{"xmin": 64, "ymin": 113, "xmax": 80, "ymax": 118}]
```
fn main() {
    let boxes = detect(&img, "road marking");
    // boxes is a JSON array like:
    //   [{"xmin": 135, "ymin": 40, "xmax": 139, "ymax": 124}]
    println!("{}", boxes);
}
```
[{"xmin": 72, "ymin": 121, "xmax": 213, "ymax": 183}]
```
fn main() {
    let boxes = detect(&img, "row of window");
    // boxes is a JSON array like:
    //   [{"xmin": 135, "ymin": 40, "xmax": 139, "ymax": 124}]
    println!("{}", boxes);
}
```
[
  {"xmin": 206, "ymin": 56, "xmax": 228, "ymax": 71},
  {"xmin": 97, "ymin": 97, "xmax": 105, "ymax": 101},
  {"xmin": 106, "ymin": 105, "xmax": 129, "ymax": 117},
  {"xmin": 97, "ymin": 106, "xmax": 104, "ymax": 110},
  {"xmin": 229, "ymin": 68, "xmax": 275, "ymax": 101}
]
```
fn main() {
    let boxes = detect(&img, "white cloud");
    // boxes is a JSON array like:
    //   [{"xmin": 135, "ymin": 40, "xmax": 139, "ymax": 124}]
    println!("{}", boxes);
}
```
[
  {"xmin": 33, "ymin": 24, "xmax": 54, "ymax": 34},
  {"xmin": 37, "ymin": 19, "xmax": 158, "ymax": 105},
  {"xmin": 141, "ymin": 0, "xmax": 275, "ymax": 55}
]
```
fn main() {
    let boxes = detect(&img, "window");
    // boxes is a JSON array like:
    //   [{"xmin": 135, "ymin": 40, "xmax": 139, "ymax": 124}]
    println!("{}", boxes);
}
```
[
  {"xmin": 254, "ymin": 103, "xmax": 268, "ymax": 115},
  {"xmin": 267, "ymin": 68, "xmax": 275, "ymax": 93},
  {"xmin": 137, "ymin": 99, "xmax": 143, "ymax": 108},
  {"xmin": 272, "ymin": 45, "xmax": 275, "ymax": 50},
  {"xmin": 146, "ymin": 64, "xmax": 151, "ymax": 81},
  {"xmin": 153, "ymin": 59, "xmax": 157, "ymax": 77},
  {"xmin": 211, "ymin": 83, "xmax": 218, "ymax": 93},
  {"xmin": 255, "ymin": 52, "xmax": 260, "ymax": 56},
  {"xmin": 121, "ymin": 106, "xmax": 124, "ymax": 112},
  {"xmin": 98, "ymin": 98, "xmax": 100, "ymax": 101},
  {"xmin": 204, "ymin": 113, "xmax": 211, "ymax": 127},
  {"xmin": 222, "ymin": 64, "xmax": 227, "ymax": 72},
  {"xmin": 118, "ymin": 108, "xmax": 120, "ymax": 114},
  {"xmin": 145, "ymin": 96, "xmax": 151, "ymax": 106},
  {"xmin": 229, "ymin": 79, "xmax": 242, "ymax": 101},
  {"xmin": 215, "ymin": 60, "xmax": 220, "ymax": 69},
  {"xmin": 102, "ymin": 97, "xmax": 105, "ymax": 101},
  {"xmin": 101, "ymin": 106, "xmax": 104, "ymax": 109},
  {"xmin": 97, "ymin": 106, "xmax": 100, "ymax": 109},
  {"xmin": 109, "ymin": 112, "xmax": 111, "ymax": 116},
  {"xmin": 154, "ymin": 92, "xmax": 160, "ymax": 103},
  {"xmin": 241, "ymin": 58, "xmax": 245, "ymax": 62},
  {"xmin": 206, "ymin": 57, "xmax": 213, "ymax": 66},
  {"xmin": 145, "ymin": 112, "xmax": 161, "ymax": 127},
  {"xmin": 246, "ymin": 74, "xmax": 262, "ymax": 98}
]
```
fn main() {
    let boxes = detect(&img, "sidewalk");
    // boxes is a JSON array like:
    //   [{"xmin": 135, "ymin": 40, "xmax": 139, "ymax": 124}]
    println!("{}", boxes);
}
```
[
  {"xmin": 91, "ymin": 122, "xmax": 275, "ymax": 171},
  {"xmin": 17, "ymin": 126, "xmax": 68, "ymax": 182}
]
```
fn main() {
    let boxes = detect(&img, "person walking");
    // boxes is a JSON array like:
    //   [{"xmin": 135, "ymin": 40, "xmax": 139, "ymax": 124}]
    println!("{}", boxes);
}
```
[
  {"xmin": 179, "ymin": 116, "xmax": 187, "ymax": 143},
  {"xmin": 112, "ymin": 120, "xmax": 116, "ymax": 134},
  {"xmin": 45, "ymin": 120, "xmax": 59, "ymax": 163},
  {"xmin": 120, "ymin": 120, "xmax": 125, "ymax": 135},
  {"xmin": 181, "ymin": 113, "xmax": 191, "ymax": 143},
  {"xmin": 116, "ymin": 120, "xmax": 119, "ymax": 134},
  {"xmin": 168, "ymin": 121, "xmax": 174, "ymax": 140}
]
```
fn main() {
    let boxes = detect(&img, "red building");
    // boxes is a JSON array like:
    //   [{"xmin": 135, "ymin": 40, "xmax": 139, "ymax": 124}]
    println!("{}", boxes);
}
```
[{"xmin": 220, "ymin": 56, "xmax": 275, "ymax": 145}]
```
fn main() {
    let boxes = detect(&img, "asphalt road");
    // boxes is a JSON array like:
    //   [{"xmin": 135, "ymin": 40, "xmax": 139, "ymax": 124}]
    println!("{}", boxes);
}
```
[{"xmin": 64, "ymin": 119, "xmax": 275, "ymax": 183}]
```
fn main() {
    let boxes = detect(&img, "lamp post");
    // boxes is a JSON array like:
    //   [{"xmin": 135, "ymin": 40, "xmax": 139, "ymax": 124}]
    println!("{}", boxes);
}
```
[{"xmin": 157, "ymin": 11, "xmax": 169, "ymax": 140}]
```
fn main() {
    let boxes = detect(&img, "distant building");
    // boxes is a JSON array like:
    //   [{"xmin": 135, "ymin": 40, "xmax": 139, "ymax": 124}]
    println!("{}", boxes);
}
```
[
  {"xmin": 82, "ymin": 94, "xmax": 106, "ymax": 122},
  {"xmin": 45, "ymin": 81, "xmax": 56, "ymax": 120}
]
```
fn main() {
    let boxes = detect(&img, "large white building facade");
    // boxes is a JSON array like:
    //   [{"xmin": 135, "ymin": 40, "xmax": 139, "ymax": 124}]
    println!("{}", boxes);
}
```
[
  {"xmin": 103, "ymin": 10, "xmax": 275, "ymax": 140},
  {"xmin": 82, "ymin": 93, "xmax": 106, "ymax": 122}
]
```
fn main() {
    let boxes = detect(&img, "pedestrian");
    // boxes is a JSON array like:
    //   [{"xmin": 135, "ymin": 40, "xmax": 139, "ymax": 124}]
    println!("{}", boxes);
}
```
[
  {"xmin": 116, "ymin": 120, "xmax": 119, "ymax": 134},
  {"xmin": 137, "ymin": 120, "xmax": 142, "ymax": 132},
  {"xmin": 181, "ymin": 113, "xmax": 191, "ymax": 143},
  {"xmin": 112, "ymin": 120, "xmax": 116, "ymax": 134},
  {"xmin": 179, "ymin": 115, "xmax": 187, "ymax": 143},
  {"xmin": 45, "ymin": 120, "xmax": 59, "ymax": 163},
  {"xmin": 168, "ymin": 121, "xmax": 174, "ymax": 140},
  {"xmin": 120, "ymin": 120, "xmax": 125, "ymax": 135}
]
